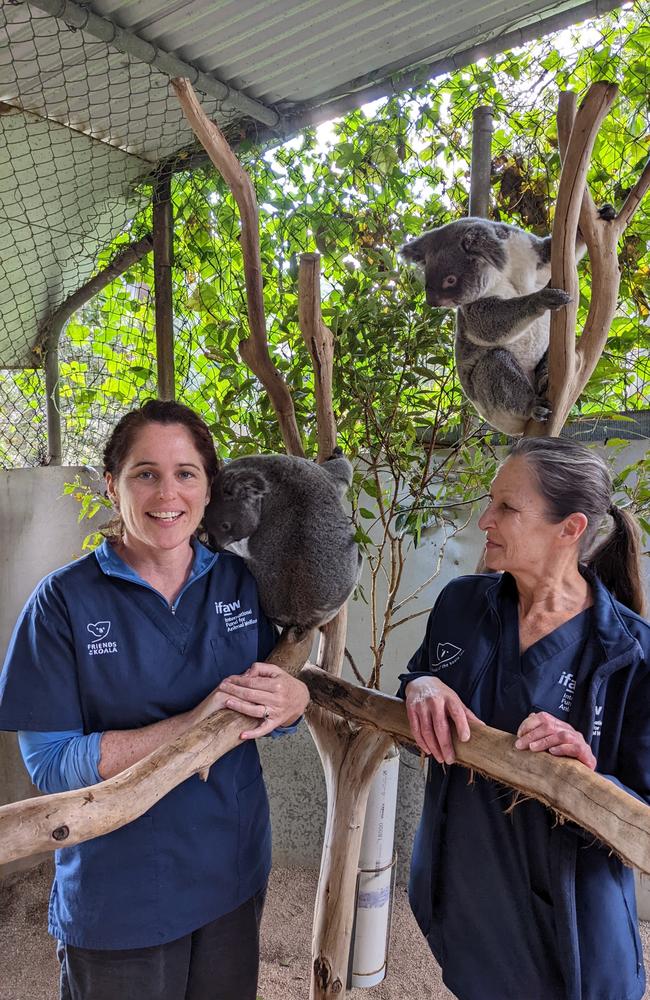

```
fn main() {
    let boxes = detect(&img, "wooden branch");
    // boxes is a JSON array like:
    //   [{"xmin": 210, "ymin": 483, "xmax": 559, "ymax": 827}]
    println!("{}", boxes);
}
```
[
  {"xmin": 298, "ymin": 253, "xmax": 338, "ymax": 461},
  {"xmin": 172, "ymin": 77, "xmax": 304, "ymax": 457},
  {"xmin": 544, "ymin": 82, "xmax": 618, "ymax": 435},
  {"xmin": 531, "ymin": 83, "xmax": 650, "ymax": 439},
  {"xmin": 302, "ymin": 667, "xmax": 650, "ymax": 873},
  {"xmin": 0, "ymin": 628, "xmax": 314, "ymax": 867}
]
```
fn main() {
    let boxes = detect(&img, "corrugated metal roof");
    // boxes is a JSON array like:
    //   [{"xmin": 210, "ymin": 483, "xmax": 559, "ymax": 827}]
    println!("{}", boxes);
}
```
[{"xmin": 0, "ymin": 0, "xmax": 625, "ymax": 368}]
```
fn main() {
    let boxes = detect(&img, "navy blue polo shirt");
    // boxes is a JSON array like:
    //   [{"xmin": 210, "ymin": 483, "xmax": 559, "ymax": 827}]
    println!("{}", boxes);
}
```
[{"xmin": 0, "ymin": 540, "xmax": 277, "ymax": 949}]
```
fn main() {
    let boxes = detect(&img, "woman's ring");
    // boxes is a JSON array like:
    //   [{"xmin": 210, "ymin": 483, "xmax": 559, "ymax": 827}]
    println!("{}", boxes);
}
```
[{"xmin": 263, "ymin": 706, "xmax": 270, "ymax": 720}]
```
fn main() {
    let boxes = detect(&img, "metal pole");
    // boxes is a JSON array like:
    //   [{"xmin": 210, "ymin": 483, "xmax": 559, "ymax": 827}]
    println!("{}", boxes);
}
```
[
  {"xmin": 26, "ymin": 0, "xmax": 279, "ymax": 128},
  {"xmin": 44, "ymin": 346, "xmax": 62, "ymax": 465},
  {"xmin": 469, "ymin": 106, "xmax": 494, "ymax": 218},
  {"xmin": 153, "ymin": 173, "xmax": 175, "ymax": 401}
]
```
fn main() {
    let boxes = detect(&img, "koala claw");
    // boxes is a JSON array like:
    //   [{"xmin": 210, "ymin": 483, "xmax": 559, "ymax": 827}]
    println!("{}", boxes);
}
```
[
  {"xmin": 530, "ymin": 399, "xmax": 552, "ymax": 423},
  {"xmin": 539, "ymin": 287, "xmax": 572, "ymax": 311}
]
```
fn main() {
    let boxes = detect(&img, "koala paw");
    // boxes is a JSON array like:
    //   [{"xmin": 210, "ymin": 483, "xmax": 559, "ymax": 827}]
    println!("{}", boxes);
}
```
[
  {"xmin": 598, "ymin": 203, "xmax": 617, "ymax": 221},
  {"xmin": 538, "ymin": 287, "xmax": 572, "ymax": 311},
  {"xmin": 535, "ymin": 371, "xmax": 549, "ymax": 396},
  {"xmin": 530, "ymin": 399, "xmax": 552, "ymax": 423}
]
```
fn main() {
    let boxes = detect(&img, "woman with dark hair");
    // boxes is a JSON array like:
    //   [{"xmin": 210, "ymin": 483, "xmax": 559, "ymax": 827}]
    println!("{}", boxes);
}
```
[
  {"xmin": 401, "ymin": 436, "xmax": 649, "ymax": 1000},
  {"xmin": 0, "ymin": 399, "xmax": 309, "ymax": 1000}
]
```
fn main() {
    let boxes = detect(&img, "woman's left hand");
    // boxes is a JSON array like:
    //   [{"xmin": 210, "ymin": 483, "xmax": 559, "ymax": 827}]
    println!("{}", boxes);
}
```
[
  {"xmin": 218, "ymin": 661, "xmax": 310, "ymax": 740},
  {"xmin": 515, "ymin": 711, "xmax": 596, "ymax": 770}
]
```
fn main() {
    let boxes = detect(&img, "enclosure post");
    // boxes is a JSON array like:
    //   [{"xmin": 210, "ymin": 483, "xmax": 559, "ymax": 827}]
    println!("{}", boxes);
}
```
[
  {"xmin": 469, "ymin": 105, "xmax": 493, "ymax": 218},
  {"xmin": 153, "ymin": 171, "xmax": 175, "ymax": 401},
  {"xmin": 44, "ymin": 346, "xmax": 62, "ymax": 465}
]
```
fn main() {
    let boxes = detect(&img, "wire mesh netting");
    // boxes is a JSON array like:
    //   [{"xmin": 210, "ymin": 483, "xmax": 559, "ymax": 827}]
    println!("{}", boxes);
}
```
[{"xmin": 0, "ymin": 1, "xmax": 648, "ymax": 468}]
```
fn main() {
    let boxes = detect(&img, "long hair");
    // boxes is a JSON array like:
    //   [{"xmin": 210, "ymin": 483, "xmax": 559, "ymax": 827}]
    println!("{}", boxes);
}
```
[{"xmin": 508, "ymin": 437, "xmax": 646, "ymax": 616}]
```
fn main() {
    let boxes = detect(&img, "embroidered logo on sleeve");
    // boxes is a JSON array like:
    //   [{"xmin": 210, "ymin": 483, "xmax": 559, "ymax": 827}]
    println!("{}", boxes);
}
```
[
  {"xmin": 214, "ymin": 599, "xmax": 257, "ymax": 633},
  {"xmin": 86, "ymin": 621, "xmax": 118, "ymax": 656},
  {"xmin": 431, "ymin": 642, "xmax": 464, "ymax": 671}
]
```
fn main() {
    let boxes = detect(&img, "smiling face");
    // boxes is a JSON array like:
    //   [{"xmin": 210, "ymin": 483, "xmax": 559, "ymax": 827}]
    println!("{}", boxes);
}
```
[
  {"xmin": 477, "ymin": 456, "xmax": 584, "ymax": 577},
  {"xmin": 104, "ymin": 422, "xmax": 210, "ymax": 556}
]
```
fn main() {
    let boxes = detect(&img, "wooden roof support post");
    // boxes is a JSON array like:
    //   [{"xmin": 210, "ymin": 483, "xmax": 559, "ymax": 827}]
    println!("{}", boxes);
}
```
[
  {"xmin": 469, "ymin": 105, "xmax": 493, "ymax": 219},
  {"xmin": 153, "ymin": 170, "xmax": 176, "ymax": 401}
]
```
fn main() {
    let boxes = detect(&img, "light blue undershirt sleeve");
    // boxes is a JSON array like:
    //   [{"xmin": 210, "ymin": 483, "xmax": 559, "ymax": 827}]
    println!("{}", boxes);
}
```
[
  {"xmin": 269, "ymin": 720, "xmax": 301, "ymax": 739},
  {"xmin": 17, "ymin": 729, "xmax": 103, "ymax": 794}
]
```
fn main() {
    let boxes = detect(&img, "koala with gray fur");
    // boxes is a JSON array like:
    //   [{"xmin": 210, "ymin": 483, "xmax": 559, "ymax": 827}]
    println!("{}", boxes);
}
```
[
  {"xmin": 203, "ymin": 451, "xmax": 362, "ymax": 630},
  {"xmin": 400, "ymin": 217, "xmax": 575, "ymax": 435}
]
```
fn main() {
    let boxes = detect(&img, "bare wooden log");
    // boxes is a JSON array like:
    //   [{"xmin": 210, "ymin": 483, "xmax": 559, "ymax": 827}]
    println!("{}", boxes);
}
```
[
  {"xmin": 302, "ymin": 666, "xmax": 650, "ymax": 874},
  {"xmin": 171, "ymin": 77, "xmax": 304, "ymax": 457},
  {"xmin": 308, "ymin": 706, "xmax": 394, "ymax": 997},
  {"xmin": 0, "ymin": 628, "xmax": 314, "ymax": 867},
  {"xmin": 298, "ymin": 253, "xmax": 337, "ymax": 462}
]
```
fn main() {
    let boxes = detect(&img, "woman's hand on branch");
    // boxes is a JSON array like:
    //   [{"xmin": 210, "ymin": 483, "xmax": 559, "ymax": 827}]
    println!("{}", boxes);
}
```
[
  {"xmin": 219, "ymin": 661, "xmax": 310, "ymax": 740},
  {"xmin": 515, "ymin": 712, "xmax": 596, "ymax": 770},
  {"xmin": 405, "ymin": 676, "xmax": 481, "ymax": 764}
]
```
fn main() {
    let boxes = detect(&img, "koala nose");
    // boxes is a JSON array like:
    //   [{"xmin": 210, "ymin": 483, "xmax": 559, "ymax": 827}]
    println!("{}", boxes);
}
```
[{"xmin": 442, "ymin": 275, "xmax": 457, "ymax": 289}]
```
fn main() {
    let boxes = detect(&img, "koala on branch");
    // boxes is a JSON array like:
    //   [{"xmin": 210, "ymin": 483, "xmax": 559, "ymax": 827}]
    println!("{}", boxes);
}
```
[
  {"xmin": 204, "ymin": 451, "xmax": 362, "ymax": 630},
  {"xmin": 399, "ymin": 216, "xmax": 602, "ymax": 435}
]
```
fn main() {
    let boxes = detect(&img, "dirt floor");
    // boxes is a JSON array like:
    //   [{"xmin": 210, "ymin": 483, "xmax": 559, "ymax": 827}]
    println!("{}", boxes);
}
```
[{"xmin": 1, "ymin": 860, "xmax": 649, "ymax": 1000}]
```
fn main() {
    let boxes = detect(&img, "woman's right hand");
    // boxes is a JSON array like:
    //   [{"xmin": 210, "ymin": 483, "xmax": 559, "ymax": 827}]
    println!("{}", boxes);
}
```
[{"xmin": 404, "ymin": 676, "xmax": 480, "ymax": 764}]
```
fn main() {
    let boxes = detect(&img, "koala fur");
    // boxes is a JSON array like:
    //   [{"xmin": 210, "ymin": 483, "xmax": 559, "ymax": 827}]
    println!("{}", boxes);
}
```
[
  {"xmin": 400, "ymin": 217, "xmax": 574, "ymax": 436},
  {"xmin": 203, "ymin": 451, "xmax": 361, "ymax": 630}
]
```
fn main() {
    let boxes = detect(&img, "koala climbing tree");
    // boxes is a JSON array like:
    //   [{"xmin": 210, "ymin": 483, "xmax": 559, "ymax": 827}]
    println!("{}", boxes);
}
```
[{"xmin": 0, "ymin": 79, "xmax": 648, "ymax": 1000}]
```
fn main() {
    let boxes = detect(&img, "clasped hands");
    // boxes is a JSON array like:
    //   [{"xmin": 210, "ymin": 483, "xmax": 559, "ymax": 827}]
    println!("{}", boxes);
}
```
[
  {"xmin": 192, "ymin": 661, "xmax": 310, "ymax": 741},
  {"xmin": 405, "ymin": 675, "xmax": 596, "ymax": 770}
]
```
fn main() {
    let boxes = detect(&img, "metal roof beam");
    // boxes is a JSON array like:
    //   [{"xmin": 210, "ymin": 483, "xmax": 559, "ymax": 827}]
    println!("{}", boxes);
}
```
[{"xmin": 25, "ymin": 0, "xmax": 281, "ymax": 128}]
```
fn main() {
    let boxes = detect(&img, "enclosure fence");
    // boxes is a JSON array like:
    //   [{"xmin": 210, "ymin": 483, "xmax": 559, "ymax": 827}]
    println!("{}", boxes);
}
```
[{"xmin": 0, "ymin": 1, "xmax": 648, "ymax": 469}]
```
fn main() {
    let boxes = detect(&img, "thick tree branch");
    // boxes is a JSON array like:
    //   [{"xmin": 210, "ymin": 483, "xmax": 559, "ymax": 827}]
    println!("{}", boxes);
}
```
[
  {"xmin": 298, "ymin": 254, "xmax": 337, "ymax": 461},
  {"xmin": 543, "ymin": 82, "xmax": 618, "ymax": 435},
  {"xmin": 302, "ymin": 667, "xmax": 650, "ymax": 874},
  {"xmin": 529, "ymin": 83, "xmax": 649, "ymax": 438},
  {"xmin": 172, "ymin": 77, "xmax": 304, "ymax": 457},
  {"xmin": 0, "ymin": 628, "xmax": 314, "ymax": 867}
]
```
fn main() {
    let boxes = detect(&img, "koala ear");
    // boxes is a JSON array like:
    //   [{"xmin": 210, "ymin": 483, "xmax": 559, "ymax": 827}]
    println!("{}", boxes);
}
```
[
  {"xmin": 223, "ymin": 469, "xmax": 269, "ymax": 502},
  {"xmin": 460, "ymin": 226, "xmax": 482, "ymax": 253},
  {"xmin": 399, "ymin": 237, "xmax": 426, "ymax": 264}
]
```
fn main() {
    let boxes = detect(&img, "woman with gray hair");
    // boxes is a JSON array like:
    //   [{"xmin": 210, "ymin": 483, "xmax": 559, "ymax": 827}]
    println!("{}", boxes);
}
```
[{"xmin": 400, "ymin": 437, "xmax": 649, "ymax": 1000}]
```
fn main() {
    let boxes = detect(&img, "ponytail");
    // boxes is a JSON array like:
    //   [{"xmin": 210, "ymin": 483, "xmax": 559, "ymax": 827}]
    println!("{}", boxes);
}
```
[{"xmin": 588, "ymin": 505, "xmax": 647, "ymax": 616}]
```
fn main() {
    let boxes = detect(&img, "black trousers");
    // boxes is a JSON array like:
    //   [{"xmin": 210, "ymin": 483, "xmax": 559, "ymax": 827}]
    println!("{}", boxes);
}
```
[{"xmin": 58, "ymin": 889, "xmax": 266, "ymax": 1000}]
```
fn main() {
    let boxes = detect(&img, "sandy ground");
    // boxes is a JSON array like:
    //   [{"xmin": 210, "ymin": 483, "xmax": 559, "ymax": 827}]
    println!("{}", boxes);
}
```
[{"xmin": 1, "ymin": 860, "xmax": 648, "ymax": 1000}]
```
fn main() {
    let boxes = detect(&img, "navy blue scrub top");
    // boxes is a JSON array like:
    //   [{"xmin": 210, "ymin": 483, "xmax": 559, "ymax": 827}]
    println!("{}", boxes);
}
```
[
  {"xmin": 439, "ymin": 606, "xmax": 596, "ymax": 1000},
  {"xmin": 0, "ymin": 540, "xmax": 277, "ymax": 949}
]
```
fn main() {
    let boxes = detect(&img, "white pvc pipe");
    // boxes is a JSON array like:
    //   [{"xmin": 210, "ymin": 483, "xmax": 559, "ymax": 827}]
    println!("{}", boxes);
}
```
[{"xmin": 350, "ymin": 744, "xmax": 400, "ymax": 988}]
